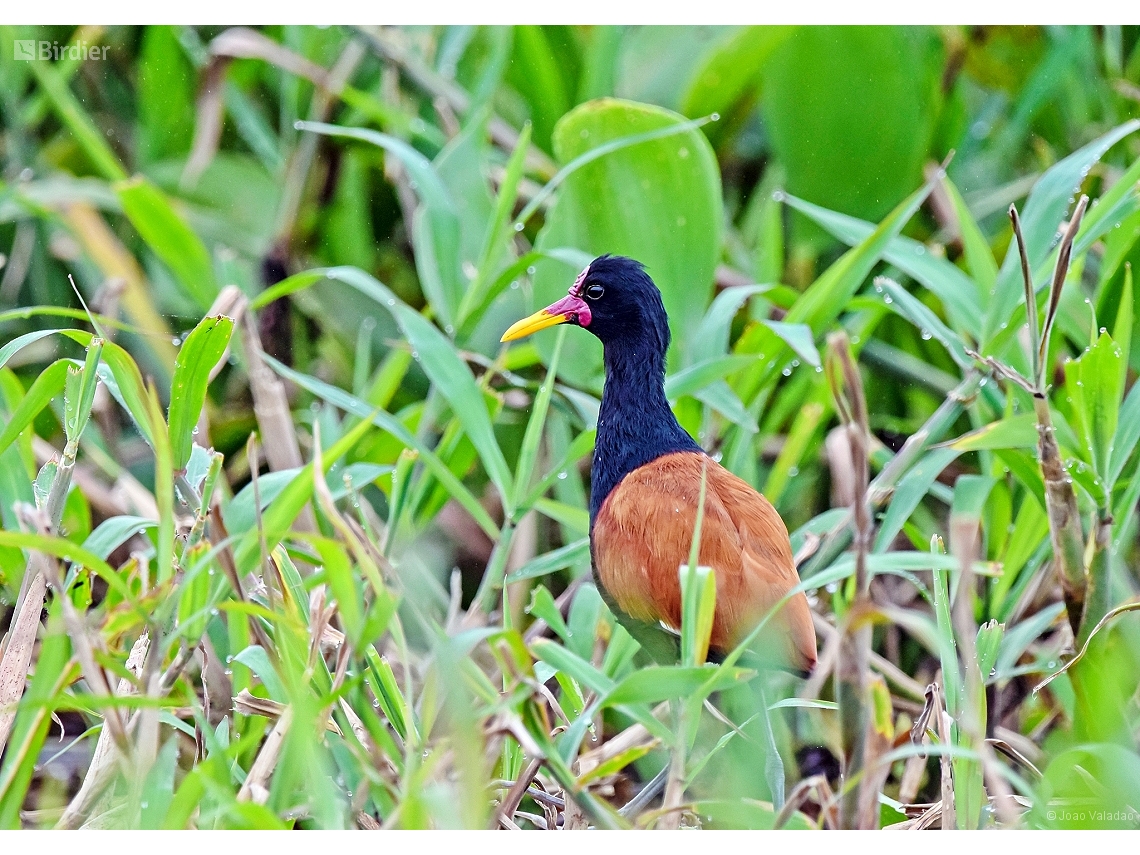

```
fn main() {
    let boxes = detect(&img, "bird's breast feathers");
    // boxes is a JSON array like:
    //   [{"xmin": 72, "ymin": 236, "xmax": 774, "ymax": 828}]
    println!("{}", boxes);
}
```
[{"xmin": 591, "ymin": 451, "xmax": 816, "ymax": 672}]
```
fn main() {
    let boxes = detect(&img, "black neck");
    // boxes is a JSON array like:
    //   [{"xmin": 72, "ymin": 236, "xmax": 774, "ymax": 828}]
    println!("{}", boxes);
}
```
[{"xmin": 589, "ymin": 336, "xmax": 702, "ymax": 523}]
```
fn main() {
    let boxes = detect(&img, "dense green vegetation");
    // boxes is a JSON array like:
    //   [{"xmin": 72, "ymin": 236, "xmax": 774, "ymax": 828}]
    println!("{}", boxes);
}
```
[{"xmin": 1, "ymin": 24, "xmax": 1140, "ymax": 830}]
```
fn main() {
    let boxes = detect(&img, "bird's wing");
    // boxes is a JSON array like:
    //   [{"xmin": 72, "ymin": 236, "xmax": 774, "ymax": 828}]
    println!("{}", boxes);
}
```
[
  {"xmin": 593, "ymin": 451, "xmax": 816, "ymax": 671},
  {"xmin": 706, "ymin": 463, "xmax": 818, "ymax": 672}
]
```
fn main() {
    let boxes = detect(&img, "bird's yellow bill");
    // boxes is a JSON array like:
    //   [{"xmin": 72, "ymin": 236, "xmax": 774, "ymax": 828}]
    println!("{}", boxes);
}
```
[
  {"xmin": 500, "ymin": 308, "xmax": 573, "ymax": 342},
  {"xmin": 501, "ymin": 292, "xmax": 592, "ymax": 342}
]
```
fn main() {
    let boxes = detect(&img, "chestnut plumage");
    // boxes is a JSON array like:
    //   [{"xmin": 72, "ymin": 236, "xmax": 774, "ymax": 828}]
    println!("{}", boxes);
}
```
[{"xmin": 502, "ymin": 255, "xmax": 816, "ymax": 673}]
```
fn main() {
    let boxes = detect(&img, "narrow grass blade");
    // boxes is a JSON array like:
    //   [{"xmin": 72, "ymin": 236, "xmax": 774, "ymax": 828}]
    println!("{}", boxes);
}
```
[
  {"xmin": 115, "ymin": 175, "xmax": 219, "ymax": 310},
  {"xmin": 167, "ymin": 314, "xmax": 234, "ymax": 471}
]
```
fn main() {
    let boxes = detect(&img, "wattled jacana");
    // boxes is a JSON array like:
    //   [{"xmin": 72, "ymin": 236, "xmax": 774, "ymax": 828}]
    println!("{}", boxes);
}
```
[{"xmin": 501, "ymin": 255, "xmax": 817, "ymax": 675}]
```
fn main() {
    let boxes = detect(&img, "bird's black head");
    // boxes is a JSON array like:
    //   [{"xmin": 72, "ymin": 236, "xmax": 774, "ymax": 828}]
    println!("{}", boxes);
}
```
[{"xmin": 501, "ymin": 255, "xmax": 671, "ymax": 358}]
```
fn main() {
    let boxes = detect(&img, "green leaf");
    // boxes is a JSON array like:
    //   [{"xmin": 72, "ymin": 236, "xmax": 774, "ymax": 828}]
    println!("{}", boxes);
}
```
[
  {"xmin": 176, "ymin": 543, "xmax": 213, "ymax": 645},
  {"xmin": 167, "ymin": 314, "xmax": 234, "ymax": 471},
  {"xmin": 984, "ymin": 119, "xmax": 1140, "ymax": 344},
  {"xmin": 874, "ymin": 446, "xmax": 960, "ymax": 552},
  {"xmin": 312, "ymin": 537, "xmax": 363, "ymax": 645},
  {"xmin": 1066, "ymin": 331, "xmax": 1124, "ymax": 485},
  {"xmin": 762, "ymin": 27, "xmax": 942, "ymax": 224},
  {"xmin": 459, "ymin": 121, "xmax": 533, "ymax": 330},
  {"xmin": 994, "ymin": 603, "xmax": 1064, "ymax": 679},
  {"xmin": 231, "ymin": 395, "xmax": 383, "ymax": 574},
  {"xmin": 0, "ymin": 359, "xmax": 70, "ymax": 460},
  {"xmin": 691, "ymin": 284, "xmax": 772, "ymax": 365},
  {"xmin": 139, "ymin": 737, "xmax": 180, "ymax": 829},
  {"xmin": 60, "ymin": 332, "xmax": 159, "ymax": 449},
  {"xmin": 63, "ymin": 339, "xmax": 101, "ymax": 444},
  {"xmin": 941, "ymin": 413, "xmax": 1038, "ymax": 452},
  {"xmin": 664, "ymin": 355, "xmax": 757, "ymax": 400},
  {"xmin": 875, "ymin": 277, "xmax": 969, "ymax": 368},
  {"xmin": 81, "ymin": 515, "xmax": 157, "ymax": 559},
  {"xmin": 531, "ymin": 98, "xmax": 723, "ymax": 383},
  {"xmin": 137, "ymin": 26, "xmax": 195, "ymax": 164},
  {"xmin": 737, "ymin": 160, "xmax": 943, "ymax": 402},
  {"xmin": 114, "ymin": 175, "xmax": 219, "ymax": 310},
  {"xmin": 530, "ymin": 638, "xmax": 615, "ymax": 698},
  {"xmin": 232, "ymin": 645, "xmax": 287, "ymax": 703},
  {"xmin": 27, "ymin": 59, "xmax": 126, "ymax": 182},
  {"xmin": 261, "ymin": 352, "xmax": 497, "ymax": 540},
  {"xmin": 320, "ymin": 267, "xmax": 514, "ymax": 509},
  {"xmin": 761, "ymin": 319, "xmax": 820, "ymax": 368},
  {"xmin": 513, "ymin": 327, "xmax": 564, "ymax": 510},
  {"xmin": 785, "ymin": 193, "xmax": 981, "ymax": 340},
  {"xmin": 975, "ymin": 620, "xmax": 1005, "ymax": 679},
  {"xmin": 942, "ymin": 175, "xmax": 998, "ymax": 304},
  {"xmin": 297, "ymin": 122, "xmax": 462, "ymax": 328},
  {"xmin": 0, "ymin": 329, "xmax": 70, "ymax": 373},
  {"xmin": 679, "ymin": 563, "xmax": 716, "ymax": 668},
  {"xmin": 0, "ymin": 602, "xmax": 74, "ymax": 822},
  {"xmin": 526, "ymin": 586, "xmax": 573, "ymax": 646},
  {"xmin": 679, "ymin": 26, "xmax": 794, "ymax": 127},
  {"xmin": 605, "ymin": 664, "xmax": 752, "ymax": 707},
  {"xmin": 505, "ymin": 537, "xmax": 591, "ymax": 584},
  {"xmin": 1108, "ymin": 368, "xmax": 1140, "ymax": 491}
]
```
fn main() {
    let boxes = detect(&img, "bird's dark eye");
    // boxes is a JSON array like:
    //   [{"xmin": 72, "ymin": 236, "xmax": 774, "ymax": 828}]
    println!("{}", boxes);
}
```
[{"xmin": 585, "ymin": 284, "xmax": 604, "ymax": 300}]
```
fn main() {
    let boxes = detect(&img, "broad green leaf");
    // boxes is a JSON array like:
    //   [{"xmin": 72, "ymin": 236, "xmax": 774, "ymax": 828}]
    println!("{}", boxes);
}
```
[
  {"xmin": 139, "ymin": 737, "xmax": 180, "ymax": 829},
  {"xmin": 525, "ymin": 585, "xmax": 573, "ymax": 644},
  {"xmin": 137, "ymin": 26, "xmax": 195, "ymax": 164},
  {"xmin": 665, "ymin": 355, "xmax": 757, "ymax": 400},
  {"xmin": 874, "ymin": 277, "xmax": 969, "ymax": 367},
  {"xmin": 531, "ymin": 98, "xmax": 723, "ymax": 383},
  {"xmin": 506, "ymin": 26, "xmax": 573, "ymax": 154},
  {"xmin": 176, "ymin": 542, "xmax": 213, "ymax": 644},
  {"xmin": 114, "ymin": 175, "xmax": 219, "ymax": 310},
  {"xmin": 1108, "ymin": 368, "xmax": 1140, "ymax": 490},
  {"xmin": 312, "ymin": 537, "xmax": 363, "ymax": 645},
  {"xmin": 0, "ymin": 329, "xmax": 70, "ymax": 373},
  {"xmin": 232, "ymin": 645, "xmax": 288, "ymax": 703},
  {"xmin": 762, "ymin": 26, "xmax": 942, "ymax": 224},
  {"xmin": 761, "ymin": 319, "xmax": 820, "ymax": 368},
  {"xmin": 168, "ymin": 314, "xmax": 233, "ymax": 471},
  {"xmin": 995, "ymin": 604, "xmax": 1066, "ymax": 681},
  {"xmin": 459, "ymin": 120, "xmax": 532, "ymax": 331},
  {"xmin": 942, "ymin": 175, "xmax": 998, "ymax": 303},
  {"xmin": 530, "ymin": 638, "xmax": 615, "ymax": 698}
]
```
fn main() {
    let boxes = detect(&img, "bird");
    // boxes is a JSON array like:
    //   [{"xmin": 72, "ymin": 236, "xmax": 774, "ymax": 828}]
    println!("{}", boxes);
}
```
[{"xmin": 501, "ymin": 255, "xmax": 816, "ymax": 675}]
